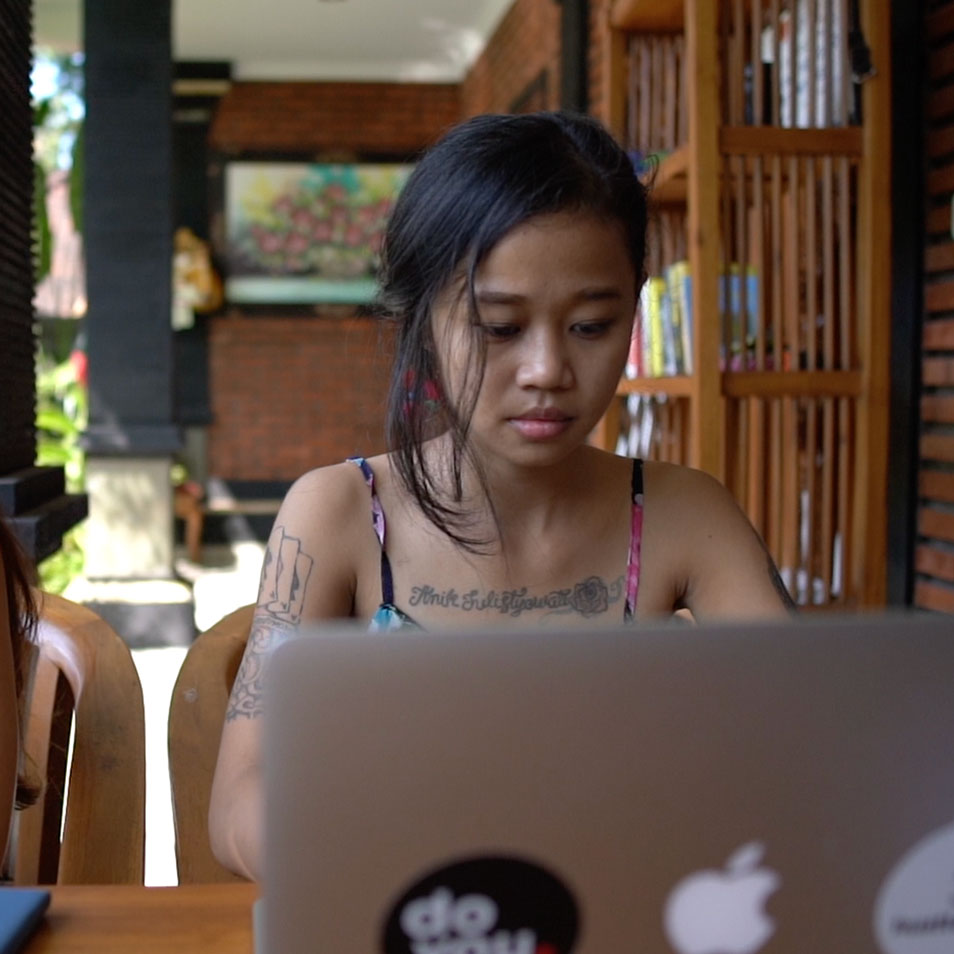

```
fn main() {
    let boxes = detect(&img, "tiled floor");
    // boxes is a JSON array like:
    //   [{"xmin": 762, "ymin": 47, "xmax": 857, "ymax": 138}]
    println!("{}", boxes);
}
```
[{"xmin": 133, "ymin": 541, "xmax": 265, "ymax": 885}]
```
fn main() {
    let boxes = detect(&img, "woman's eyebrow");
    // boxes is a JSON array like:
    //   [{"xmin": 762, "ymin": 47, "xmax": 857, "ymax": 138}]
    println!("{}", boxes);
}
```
[
  {"xmin": 575, "ymin": 287, "xmax": 625, "ymax": 301},
  {"xmin": 475, "ymin": 290, "xmax": 526, "ymax": 305},
  {"xmin": 476, "ymin": 286, "xmax": 625, "ymax": 305}
]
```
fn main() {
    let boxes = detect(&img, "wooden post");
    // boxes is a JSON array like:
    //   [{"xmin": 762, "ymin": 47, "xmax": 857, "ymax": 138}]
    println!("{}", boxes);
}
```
[
  {"xmin": 686, "ymin": 0, "xmax": 724, "ymax": 477},
  {"xmin": 853, "ymin": 0, "xmax": 892, "ymax": 606}
]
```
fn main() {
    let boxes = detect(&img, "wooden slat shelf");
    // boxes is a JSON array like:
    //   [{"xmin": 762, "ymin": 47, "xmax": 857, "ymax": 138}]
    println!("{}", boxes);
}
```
[
  {"xmin": 602, "ymin": 0, "xmax": 891, "ymax": 609},
  {"xmin": 645, "ymin": 144, "xmax": 688, "ymax": 203},
  {"xmin": 721, "ymin": 370, "xmax": 862, "ymax": 398},
  {"xmin": 611, "ymin": 0, "xmax": 683, "ymax": 32},
  {"xmin": 617, "ymin": 375, "xmax": 693, "ymax": 397},
  {"xmin": 720, "ymin": 126, "xmax": 864, "ymax": 158},
  {"xmin": 646, "ymin": 130, "xmax": 861, "ymax": 206},
  {"xmin": 619, "ymin": 371, "xmax": 863, "ymax": 402}
]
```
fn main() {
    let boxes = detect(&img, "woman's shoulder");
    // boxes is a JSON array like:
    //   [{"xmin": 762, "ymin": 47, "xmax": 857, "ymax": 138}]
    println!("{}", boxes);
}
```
[
  {"xmin": 642, "ymin": 459, "xmax": 733, "ymax": 506},
  {"xmin": 640, "ymin": 459, "xmax": 767, "ymax": 566},
  {"xmin": 275, "ymin": 457, "xmax": 387, "ymax": 536},
  {"xmin": 640, "ymin": 459, "xmax": 757, "ymax": 547}
]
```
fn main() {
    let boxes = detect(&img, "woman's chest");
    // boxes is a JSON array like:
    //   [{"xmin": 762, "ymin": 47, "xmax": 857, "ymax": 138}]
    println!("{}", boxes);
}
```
[{"xmin": 354, "ymin": 516, "xmax": 643, "ymax": 629}]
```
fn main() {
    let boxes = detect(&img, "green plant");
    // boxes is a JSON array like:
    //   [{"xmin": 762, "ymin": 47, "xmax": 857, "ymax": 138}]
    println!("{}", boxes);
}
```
[
  {"xmin": 32, "ymin": 50, "xmax": 85, "ymax": 284},
  {"xmin": 34, "ymin": 346, "xmax": 87, "ymax": 593}
]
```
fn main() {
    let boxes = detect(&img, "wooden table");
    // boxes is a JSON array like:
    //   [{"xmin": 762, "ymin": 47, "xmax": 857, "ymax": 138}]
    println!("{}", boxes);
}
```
[{"xmin": 25, "ymin": 883, "xmax": 259, "ymax": 953}]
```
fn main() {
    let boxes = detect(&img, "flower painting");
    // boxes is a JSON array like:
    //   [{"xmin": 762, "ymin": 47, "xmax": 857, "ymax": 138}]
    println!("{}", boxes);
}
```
[{"xmin": 223, "ymin": 161, "xmax": 412, "ymax": 304}]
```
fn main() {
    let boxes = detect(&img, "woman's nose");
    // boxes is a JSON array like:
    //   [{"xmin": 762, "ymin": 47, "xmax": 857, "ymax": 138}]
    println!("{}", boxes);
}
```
[{"xmin": 514, "ymin": 331, "xmax": 574, "ymax": 390}]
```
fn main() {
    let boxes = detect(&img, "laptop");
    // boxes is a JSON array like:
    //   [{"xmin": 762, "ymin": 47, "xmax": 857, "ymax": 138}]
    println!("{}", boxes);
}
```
[{"xmin": 259, "ymin": 613, "xmax": 954, "ymax": 954}]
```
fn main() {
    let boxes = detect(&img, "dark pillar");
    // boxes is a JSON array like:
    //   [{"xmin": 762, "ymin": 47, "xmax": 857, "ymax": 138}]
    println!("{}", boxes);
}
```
[
  {"xmin": 80, "ymin": 0, "xmax": 193, "ymax": 644},
  {"xmin": 83, "ymin": 0, "xmax": 179, "ymax": 458},
  {"xmin": 886, "ymin": 0, "xmax": 924, "ymax": 606}
]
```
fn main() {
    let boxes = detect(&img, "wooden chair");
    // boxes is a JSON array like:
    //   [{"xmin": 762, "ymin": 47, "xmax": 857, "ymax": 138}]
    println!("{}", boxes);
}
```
[
  {"xmin": 8, "ymin": 591, "xmax": 146, "ymax": 884},
  {"xmin": 168, "ymin": 603, "xmax": 253, "ymax": 883}
]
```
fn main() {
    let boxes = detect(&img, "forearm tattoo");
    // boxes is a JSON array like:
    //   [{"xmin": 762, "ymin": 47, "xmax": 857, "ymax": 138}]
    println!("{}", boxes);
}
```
[
  {"xmin": 225, "ymin": 615, "xmax": 296, "ymax": 721},
  {"xmin": 226, "ymin": 526, "xmax": 315, "ymax": 720},
  {"xmin": 406, "ymin": 574, "xmax": 625, "ymax": 620}
]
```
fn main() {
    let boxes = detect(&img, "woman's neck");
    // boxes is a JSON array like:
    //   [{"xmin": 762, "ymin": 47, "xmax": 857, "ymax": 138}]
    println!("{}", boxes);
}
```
[{"xmin": 424, "ymin": 436, "xmax": 609, "ymax": 543}]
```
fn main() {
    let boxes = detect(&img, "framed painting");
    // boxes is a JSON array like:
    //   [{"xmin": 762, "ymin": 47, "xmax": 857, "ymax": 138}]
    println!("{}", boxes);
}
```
[{"xmin": 221, "ymin": 160, "xmax": 413, "ymax": 305}]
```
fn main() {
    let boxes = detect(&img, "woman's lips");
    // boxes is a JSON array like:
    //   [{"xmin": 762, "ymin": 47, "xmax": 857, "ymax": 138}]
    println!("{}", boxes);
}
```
[{"xmin": 509, "ymin": 411, "xmax": 573, "ymax": 440}]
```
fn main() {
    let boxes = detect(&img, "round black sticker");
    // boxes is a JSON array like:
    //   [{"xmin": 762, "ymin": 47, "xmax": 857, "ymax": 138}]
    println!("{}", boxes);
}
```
[{"xmin": 381, "ymin": 854, "xmax": 580, "ymax": 954}]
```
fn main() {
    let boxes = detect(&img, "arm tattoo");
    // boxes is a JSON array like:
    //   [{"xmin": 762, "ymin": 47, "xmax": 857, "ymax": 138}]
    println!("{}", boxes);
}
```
[
  {"xmin": 763, "ymin": 549, "xmax": 797, "ymax": 613},
  {"xmin": 406, "ymin": 574, "xmax": 625, "ymax": 620},
  {"xmin": 258, "ymin": 526, "xmax": 314, "ymax": 622},
  {"xmin": 226, "ymin": 616, "xmax": 296, "ymax": 721},
  {"xmin": 226, "ymin": 525, "xmax": 317, "ymax": 721},
  {"xmin": 748, "ymin": 524, "xmax": 797, "ymax": 613}
]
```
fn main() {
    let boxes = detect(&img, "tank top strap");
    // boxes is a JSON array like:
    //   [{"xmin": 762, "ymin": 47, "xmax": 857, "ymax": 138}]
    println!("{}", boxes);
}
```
[
  {"xmin": 347, "ymin": 456, "xmax": 396, "ymax": 606},
  {"xmin": 624, "ymin": 458, "xmax": 644, "ymax": 622}
]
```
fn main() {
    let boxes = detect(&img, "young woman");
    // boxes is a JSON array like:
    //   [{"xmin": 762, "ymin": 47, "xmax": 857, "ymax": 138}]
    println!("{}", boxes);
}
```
[{"xmin": 209, "ymin": 111, "xmax": 793, "ymax": 880}]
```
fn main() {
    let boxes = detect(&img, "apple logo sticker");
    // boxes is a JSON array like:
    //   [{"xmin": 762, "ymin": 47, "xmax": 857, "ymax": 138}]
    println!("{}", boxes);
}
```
[
  {"xmin": 380, "ymin": 854, "xmax": 579, "ymax": 954},
  {"xmin": 663, "ymin": 841, "xmax": 780, "ymax": 954},
  {"xmin": 873, "ymin": 819, "xmax": 954, "ymax": 954}
]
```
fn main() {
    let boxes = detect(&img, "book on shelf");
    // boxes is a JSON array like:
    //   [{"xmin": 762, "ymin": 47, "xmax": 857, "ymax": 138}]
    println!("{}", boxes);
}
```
[
  {"xmin": 760, "ymin": 0, "xmax": 847, "ymax": 129},
  {"xmin": 625, "ymin": 261, "xmax": 768, "ymax": 380},
  {"xmin": 616, "ymin": 392, "xmax": 659, "ymax": 460},
  {"xmin": 626, "ymin": 300, "xmax": 643, "ymax": 379},
  {"xmin": 626, "ymin": 262, "xmax": 693, "ymax": 379},
  {"xmin": 640, "ymin": 276, "xmax": 667, "ymax": 378},
  {"xmin": 720, "ymin": 264, "xmax": 760, "ymax": 372},
  {"xmin": 628, "ymin": 266, "xmax": 691, "ymax": 379},
  {"xmin": 667, "ymin": 260, "xmax": 692, "ymax": 375}
]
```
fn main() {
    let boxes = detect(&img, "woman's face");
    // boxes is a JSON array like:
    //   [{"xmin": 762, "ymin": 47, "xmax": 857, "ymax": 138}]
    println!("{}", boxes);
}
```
[{"xmin": 431, "ymin": 211, "xmax": 638, "ymax": 469}]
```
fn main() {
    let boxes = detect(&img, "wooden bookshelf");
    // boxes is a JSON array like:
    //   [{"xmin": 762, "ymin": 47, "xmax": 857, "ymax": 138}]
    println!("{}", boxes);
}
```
[
  {"xmin": 721, "ymin": 371, "xmax": 862, "ymax": 399},
  {"xmin": 646, "ymin": 144, "xmax": 688, "ymax": 203},
  {"xmin": 599, "ymin": 0, "xmax": 892, "ymax": 609},
  {"xmin": 720, "ymin": 126, "xmax": 864, "ymax": 157},
  {"xmin": 611, "ymin": 0, "xmax": 683, "ymax": 32},
  {"xmin": 618, "ymin": 374, "xmax": 694, "ymax": 397}
]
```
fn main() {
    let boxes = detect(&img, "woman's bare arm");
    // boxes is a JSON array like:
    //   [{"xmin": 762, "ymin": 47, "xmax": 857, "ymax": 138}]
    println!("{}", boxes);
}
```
[
  {"xmin": 208, "ymin": 464, "xmax": 364, "ymax": 880},
  {"xmin": 646, "ymin": 462, "xmax": 795, "ymax": 621}
]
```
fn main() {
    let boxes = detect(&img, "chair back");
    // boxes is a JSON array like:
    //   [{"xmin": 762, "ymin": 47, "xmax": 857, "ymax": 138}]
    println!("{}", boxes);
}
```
[
  {"xmin": 0, "ymin": 557, "xmax": 21, "ymax": 866},
  {"xmin": 168, "ymin": 603, "xmax": 253, "ymax": 883},
  {"xmin": 10, "ymin": 591, "xmax": 146, "ymax": 884}
]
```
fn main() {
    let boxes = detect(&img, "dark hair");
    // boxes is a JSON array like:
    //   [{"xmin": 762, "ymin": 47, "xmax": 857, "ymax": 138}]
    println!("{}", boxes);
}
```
[
  {"xmin": 0, "ymin": 517, "xmax": 40, "ymax": 808},
  {"xmin": 376, "ymin": 110, "xmax": 649, "ymax": 548}
]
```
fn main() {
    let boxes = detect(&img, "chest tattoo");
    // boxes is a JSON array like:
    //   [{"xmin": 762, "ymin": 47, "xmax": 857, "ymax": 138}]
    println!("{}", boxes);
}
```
[{"xmin": 407, "ymin": 574, "xmax": 625, "ymax": 619}]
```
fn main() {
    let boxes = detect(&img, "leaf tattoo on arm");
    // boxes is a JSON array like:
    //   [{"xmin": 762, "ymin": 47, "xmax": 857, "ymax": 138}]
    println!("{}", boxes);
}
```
[{"xmin": 225, "ymin": 615, "xmax": 296, "ymax": 721}]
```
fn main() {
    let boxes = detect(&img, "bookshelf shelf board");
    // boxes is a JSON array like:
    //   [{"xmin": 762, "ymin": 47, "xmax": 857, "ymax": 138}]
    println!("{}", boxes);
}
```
[
  {"xmin": 720, "ymin": 126, "xmax": 864, "ymax": 158},
  {"xmin": 617, "ymin": 375, "xmax": 694, "ymax": 398},
  {"xmin": 721, "ymin": 370, "xmax": 862, "ymax": 399},
  {"xmin": 646, "ymin": 144, "xmax": 688, "ymax": 203},
  {"xmin": 610, "ymin": 0, "xmax": 682, "ymax": 32}
]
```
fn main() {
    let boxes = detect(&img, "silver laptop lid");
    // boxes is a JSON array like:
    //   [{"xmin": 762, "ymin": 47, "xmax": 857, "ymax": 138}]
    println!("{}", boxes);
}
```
[{"xmin": 262, "ymin": 613, "xmax": 954, "ymax": 954}]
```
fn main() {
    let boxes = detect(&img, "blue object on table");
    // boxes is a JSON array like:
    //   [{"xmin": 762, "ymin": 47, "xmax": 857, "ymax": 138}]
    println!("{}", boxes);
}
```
[{"xmin": 0, "ymin": 888, "xmax": 51, "ymax": 954}]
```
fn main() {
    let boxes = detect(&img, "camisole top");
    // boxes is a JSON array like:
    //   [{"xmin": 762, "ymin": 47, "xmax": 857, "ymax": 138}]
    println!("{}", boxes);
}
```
[{"xmin": 348, "ymin": 455, "xmax": 644, "ymax": 631}]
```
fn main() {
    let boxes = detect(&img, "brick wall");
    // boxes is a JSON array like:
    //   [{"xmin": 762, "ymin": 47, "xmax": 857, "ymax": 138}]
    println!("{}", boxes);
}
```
[
  {"xmin": 461, "ymin": 0, "xmax": 561, "ymax": 116},
  {"xmin": 204, "ymin": 82, "xmax": 458, "ymax": 482},
  {"xmin": 588, "ymin": 0, "xmax": 613, "ymax": 126},
  {"xmin": 207, "ymin": 314, "xmax": 395, "ymax": 480},
  {"xmin": 202, "ymin": 4, "xmax": 616, "ymax": 484},
  {"xmin": 209, "ymin": 81, "xmax": 460, "ymax": 155}
]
